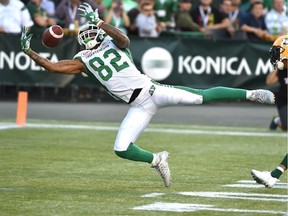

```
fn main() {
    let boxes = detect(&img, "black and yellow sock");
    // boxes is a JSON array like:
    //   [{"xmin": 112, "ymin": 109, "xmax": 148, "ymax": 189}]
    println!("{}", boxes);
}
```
[
  {"xmin": 115, "ymin": 143, "xmax": 153, "ymax": 163},
  {"xmin": 175, "ymin": 86, "xmax": 246, "ymax": 103}
]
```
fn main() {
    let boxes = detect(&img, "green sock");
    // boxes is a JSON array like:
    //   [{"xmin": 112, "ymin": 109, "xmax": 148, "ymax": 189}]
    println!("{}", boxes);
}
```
[
  {"xmin": 175, "ymin": 86, "xmax": 246, "ymax": 103},
  {"xmin": 271, "ymin": 154, "xmax": 287, "ymax": 178},
  {"xmin": 115, "ymin": 143, "xmax": 153, "ymax": 163},
  {"xmin": 271, "ymin": 169, "xmax": 283, "ymax": 179},
  {"xmin": 280, "ymin": 154, "xmax": 288, "ymax": 168}
]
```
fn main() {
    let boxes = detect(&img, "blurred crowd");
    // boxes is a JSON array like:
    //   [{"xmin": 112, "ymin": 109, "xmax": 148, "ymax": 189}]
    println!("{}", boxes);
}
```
[{"xmin": 0, "ymin": 0, "xmax": 287, "ymax": 41}]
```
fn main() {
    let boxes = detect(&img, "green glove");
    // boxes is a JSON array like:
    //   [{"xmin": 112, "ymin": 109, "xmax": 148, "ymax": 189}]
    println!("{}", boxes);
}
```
[
  {"xmin": 21, "ymin": 27, "xmax": 33, "ymax": 54},
  {"xmin": 78, "ymin": 3, "xmax": 102, "ymax": 25}
]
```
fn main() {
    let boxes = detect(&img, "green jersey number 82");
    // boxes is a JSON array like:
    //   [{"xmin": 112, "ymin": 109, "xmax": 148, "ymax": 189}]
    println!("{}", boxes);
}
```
[{"xmin": 89, "ymin": 48, "xmax": 129, "ymax": 81}]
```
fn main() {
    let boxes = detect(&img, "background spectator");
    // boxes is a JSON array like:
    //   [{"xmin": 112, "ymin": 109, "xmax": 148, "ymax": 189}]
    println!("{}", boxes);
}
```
[
  {"xmin": 40, "ymin": 0, "xmax": 55, "ymax": 17},
  {"xmin": 190, "ymin": 0, "xmax": 230, "ymax": 34},
  {"xmin": 239, "ymin": 1, "xmax": 269, "ymax": 40},
  {"xmin": 240, "ymin": 0, "xmax": 255, "ymax": 12},
  {"xmin": 0, "ymin": 0, "xmax": 34, "ymax": 34},
  {"xmin": 265, "ymin": 0, "xmax": 288, "ymax": 36},
  {"xmin": 26, "ymin": 0, "xmax": 57, "ymax": 36},
  {"xmin": 175, "ymin": 0, "xmax": 200, "ymax": 32},
  {"xmin": 84, "ymin": 0, "xmax": 105, "ymax": 12},
  {"xmin": 127, "ymin": 0, "xmax": 141, "ymax": 35},
  {"xmin": 227, "ymin": 0, "xmax": 246, "ymax": 36},
  {"xmin": 219, "ymin": 0, "xmax": 232, "ymax": 16},
  {"xmin": 103, "ymin": 0, "xmax": 138, "ymax": 13},
  {"xmin": 154, "ymin": 0, "xmax": 178, "ymax": 31},
  {"xmin": 135, "ymin": 1, "xmax": 162, "ymax": 37},
  {"xmin": 104, "ymin": 0, "xmax": 131, "ymax": 35},
  {"xmin": 55, "ymin": 0, "xmax": 85, "ymax": 30}
]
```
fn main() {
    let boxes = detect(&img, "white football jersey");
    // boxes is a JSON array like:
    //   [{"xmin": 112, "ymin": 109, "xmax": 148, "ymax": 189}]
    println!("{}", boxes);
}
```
[{"xmin": 74, "ymin": 36, "xmax": 151, "ymax": 103}]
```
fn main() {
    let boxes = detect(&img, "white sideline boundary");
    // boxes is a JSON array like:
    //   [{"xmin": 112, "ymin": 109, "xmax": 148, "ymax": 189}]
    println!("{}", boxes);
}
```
[
  {"xmin": 132, "ymin": 202, "xmax": 286, "ymax": 214},
  {"xmin": 0, "ymin": 122, "xmax": 287, "ymax": 137}
]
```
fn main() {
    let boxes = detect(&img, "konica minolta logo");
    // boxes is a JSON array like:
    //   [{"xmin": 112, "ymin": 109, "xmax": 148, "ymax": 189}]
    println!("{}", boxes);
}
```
[{"xmin": 141, "ymin": 47, "xmax": 173, "ymax": 81}]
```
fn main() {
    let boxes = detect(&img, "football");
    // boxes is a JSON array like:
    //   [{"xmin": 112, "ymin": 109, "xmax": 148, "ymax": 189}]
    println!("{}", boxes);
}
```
[{"xmin": 42, "ymin": 25, "xmax": 64, "ymax": 48}]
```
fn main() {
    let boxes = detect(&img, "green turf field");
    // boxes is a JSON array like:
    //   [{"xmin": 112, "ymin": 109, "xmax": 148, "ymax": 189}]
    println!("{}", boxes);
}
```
[{"xmin": 0, "ymin": 121, "xmax": 287, "ymax": 215}]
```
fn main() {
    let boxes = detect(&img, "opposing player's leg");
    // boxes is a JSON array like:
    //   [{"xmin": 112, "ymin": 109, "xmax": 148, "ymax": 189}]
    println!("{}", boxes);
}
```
[
  {"xmin": 251, "ymin": 154, "xmax": 287, "ymax": 188},
  {"xmin": 278, "ymin": 105, "xmax": 287, "ymax": 131},
  {"xmin": 250, "ymin": 170, "xmax": 279, "ymax": 187},
  {"xmin": 175, "ymin": 86, "xmax": 275, "ymax": 104},
  {"xmin": 114, "ymin": 105, "xmax": 171, "ymax": 187}
]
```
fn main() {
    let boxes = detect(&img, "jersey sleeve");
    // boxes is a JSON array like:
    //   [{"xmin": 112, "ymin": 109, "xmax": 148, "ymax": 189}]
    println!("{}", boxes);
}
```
[{"xmin": 73, "ymin": 52, "xmax": 82, "ymax": 60}]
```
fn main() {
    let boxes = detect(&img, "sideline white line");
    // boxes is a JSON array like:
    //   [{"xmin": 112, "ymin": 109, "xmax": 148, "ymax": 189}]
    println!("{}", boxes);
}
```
[
  {"xmin": 179, "ymin": 192, "xmax": 288, "ymax": 202},
  {"xmin": 223, "ymin": 180, "xmax": 288, "ymax": 189},
  {"xmin": 0, "ymin": 123, "xmax": 19, "ymax": 130},
  {"xmin": 224, "ymin": 183, "xmax": 288, "ymax": 189},
  {"xmin": 142, "ymin": 193, "xmax": 165, "ymax": 198},
  {"xmin": 132, "ymin": 202, "xmax": 285, "ymax": 214},
  {"xmin": 0, "ymin": 123, "xmax": 286, "ymax": 137}
]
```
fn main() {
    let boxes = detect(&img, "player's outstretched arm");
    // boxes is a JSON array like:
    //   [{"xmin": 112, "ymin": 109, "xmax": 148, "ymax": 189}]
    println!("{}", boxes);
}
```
[
  {"xmin": 21, "ymin": 27, "xmax": 84, "ymax": 74},
  {"xmin": 98, "ymin": 22, "xmax": 130, "ymax": 49},
  {"xmin": 78, "ymin": 3, "xmax": 130, "ymax": 49}
]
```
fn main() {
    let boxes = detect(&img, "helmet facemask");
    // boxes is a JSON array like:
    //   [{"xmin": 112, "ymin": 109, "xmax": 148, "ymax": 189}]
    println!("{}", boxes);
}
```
[
  {"xmin": 270, "ymin": 36, "xmax": 288, "ymax": 70},
  {"xmin": 269, "ymin": 45, "xmax": 283, "ymax": 70},
  {"xmin": 78, "ymin": 23, "xmax": 106, "ymax": 50}
]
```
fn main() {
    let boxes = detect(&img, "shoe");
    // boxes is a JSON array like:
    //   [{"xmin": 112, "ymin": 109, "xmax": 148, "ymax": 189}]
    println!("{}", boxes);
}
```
[
  {"xmin": 151, "ymin": 151, "xmax": 172, "ymax": 187},
  {"xmin": 269, "ymin": 116, "xmax": 278, "ymax": 130},
  {"xmin": 249, "ymin": 90, "xmax": 275, "ymax": 104},
  {"xmin": 251, "ymin": 169, "xmax": 279, "ymax": 188}
]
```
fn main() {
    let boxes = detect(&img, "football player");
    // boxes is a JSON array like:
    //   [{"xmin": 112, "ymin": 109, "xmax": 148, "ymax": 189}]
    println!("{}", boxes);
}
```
[
  {"xmin": 251, "ymin": 35, "xmax": 288, "ymax": 188},
  {"xmin": 20, "ymin": 3, "xmax": 275, "ymax": 187},
  {"xmin": 266, "ymin": 35, "xmax": 288, "ymax": 131}
]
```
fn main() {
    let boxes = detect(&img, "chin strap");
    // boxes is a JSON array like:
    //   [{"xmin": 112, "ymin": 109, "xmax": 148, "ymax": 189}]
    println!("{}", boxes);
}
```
[{"xmin": 85, "ymin": 40, "xmax": 97, "ymax": 49}]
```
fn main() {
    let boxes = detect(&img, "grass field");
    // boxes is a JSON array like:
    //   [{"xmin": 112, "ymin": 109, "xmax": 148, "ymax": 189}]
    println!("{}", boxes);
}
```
[{"xmin": 0, "ymin": 121, "xmax": 287, "ymax": 216}]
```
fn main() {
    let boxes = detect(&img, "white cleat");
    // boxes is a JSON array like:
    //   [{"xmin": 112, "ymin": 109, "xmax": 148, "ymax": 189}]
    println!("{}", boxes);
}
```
[
  {"xmin": 151, "ymin": 151, "xmax": 172, "ymax": 187},
  {"xmin": 251, "ymin": 169, "xmax": 279, "ymax": 188},
  {"xmin": 249, "ymin": 90, "xmax": 275, "ymax": 104}
]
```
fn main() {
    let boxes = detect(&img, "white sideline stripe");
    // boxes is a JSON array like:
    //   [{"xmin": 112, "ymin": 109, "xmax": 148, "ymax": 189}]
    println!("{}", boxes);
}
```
[
  {"xmin": 0, "ymin": 123, "xmax": 286, "ymax": 137},
  {"xmin": 142, "ymin": 193, "xmax": 165, "ymax": 197},
  {"xmin": 179, "ymin": 192, "xmax": 288, "ymax": 202},
  {"xmin": 224, "ymin": 183, "xmax": 288, "ymax": 189},
  {"xmin": 238, "ymin": 180, "xmax": 288, "ymax": 185},
  {"xmin": 132, "ymin": 202, "xmax": 285, "ymax": 214},
  {"xmin": 0, "ymin": 188, "xmax": 17, "ymax": 191},
  {"xmin": 0, "ymin": 124, "xmax": 19, "ymax": 130}
]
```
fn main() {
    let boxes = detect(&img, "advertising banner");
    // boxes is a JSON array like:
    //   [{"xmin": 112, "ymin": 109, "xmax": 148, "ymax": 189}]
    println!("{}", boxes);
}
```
[{"xmin": 0, "ymin": 34, "xmax": 273, "ymax": 89}]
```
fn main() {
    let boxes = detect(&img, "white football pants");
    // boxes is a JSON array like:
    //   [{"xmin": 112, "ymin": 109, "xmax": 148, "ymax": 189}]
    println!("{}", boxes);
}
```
[{"xmin": 114, "ymin": 83, "xmax": 203, "ymax": 151}]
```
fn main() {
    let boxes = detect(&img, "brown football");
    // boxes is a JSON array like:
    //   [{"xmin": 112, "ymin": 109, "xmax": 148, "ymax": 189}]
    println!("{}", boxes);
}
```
[{"xmin": 42, "ymin": 25, "xmax": 64, "ymax": 48}]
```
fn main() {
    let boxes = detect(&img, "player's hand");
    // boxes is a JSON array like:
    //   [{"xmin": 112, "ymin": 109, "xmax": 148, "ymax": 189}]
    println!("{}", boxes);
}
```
[
  {"xmin": 21, "ymin": 26, "xmax": 33, "ymax": 54},
  {"xmin": 78, "ymin": 3, "xmax": 102, "ymax": 25}
]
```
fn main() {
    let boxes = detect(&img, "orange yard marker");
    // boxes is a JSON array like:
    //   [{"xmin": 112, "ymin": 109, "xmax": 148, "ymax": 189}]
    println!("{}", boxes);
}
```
[{"xmin": 16, "ymin": 91, "xmax": 28, "ymax": 126}]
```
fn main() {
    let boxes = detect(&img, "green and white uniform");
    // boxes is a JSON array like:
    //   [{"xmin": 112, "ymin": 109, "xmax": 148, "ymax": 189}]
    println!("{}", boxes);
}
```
[{"xmin": 74, "ymin": 36, "xmax": 247, "ymax": 152}]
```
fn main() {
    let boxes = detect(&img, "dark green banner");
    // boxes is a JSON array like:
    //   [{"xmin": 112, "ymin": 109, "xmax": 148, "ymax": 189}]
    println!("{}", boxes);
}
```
[
  {"xmin": 128, "ymin": 37, "xmax": 273, "ymax": 89},
  {"xmin": 0, "ymin": 34, "xmax": 273, "ymax": 89},
  {"xmin": 0, "ymin": 34, "xmax": 78, "ymax": 87}
]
